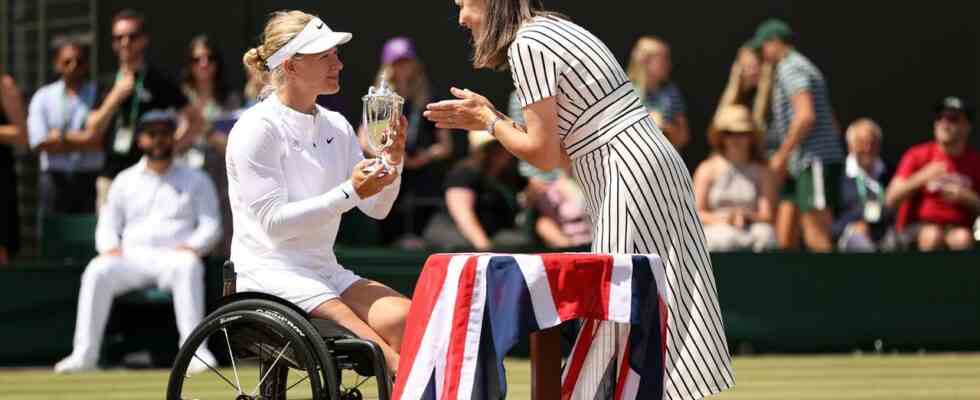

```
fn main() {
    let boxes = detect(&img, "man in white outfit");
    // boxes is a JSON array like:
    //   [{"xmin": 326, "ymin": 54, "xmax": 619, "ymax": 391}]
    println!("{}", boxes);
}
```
[{"xmin": 55, "ymin": 109, "xmax": 220, "ymax": 373}]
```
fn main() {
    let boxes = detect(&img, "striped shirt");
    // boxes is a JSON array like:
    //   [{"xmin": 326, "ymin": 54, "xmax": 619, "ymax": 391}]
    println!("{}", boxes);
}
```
[
  {"xmin": 508, "ymin": 16, "xmax": 648, "ymax": 159},
  {"xmin": 640, "ymin": 82, "xmax": 687, "ymax": 123},
  {"xmin": 768, "ymin": 50, "xmax": 844, "ymax": 174}
]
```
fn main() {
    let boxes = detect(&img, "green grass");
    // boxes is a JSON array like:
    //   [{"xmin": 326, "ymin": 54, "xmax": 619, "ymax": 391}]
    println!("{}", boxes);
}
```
[{"xmin": 1, "ymin": 354, "xmax": 978, "ymax": 399}]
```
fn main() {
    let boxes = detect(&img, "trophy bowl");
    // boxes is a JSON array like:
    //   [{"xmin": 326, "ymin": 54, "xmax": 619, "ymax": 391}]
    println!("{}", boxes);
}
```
[{"xmin": 362, "ymin": 76, "xmax": 404, "ymax": 172}]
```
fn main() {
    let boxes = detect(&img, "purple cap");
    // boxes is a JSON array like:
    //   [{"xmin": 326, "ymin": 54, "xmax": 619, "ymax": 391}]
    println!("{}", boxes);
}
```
[{"xmin": 381, "ymin": 36, "xmax": 416, "ymax": 65}]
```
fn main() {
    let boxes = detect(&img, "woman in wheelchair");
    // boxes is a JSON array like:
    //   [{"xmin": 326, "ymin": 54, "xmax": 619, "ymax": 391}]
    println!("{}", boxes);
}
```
[{"xmin": 225, "ymin": 10, "xmax": 410, "ymax": 376}]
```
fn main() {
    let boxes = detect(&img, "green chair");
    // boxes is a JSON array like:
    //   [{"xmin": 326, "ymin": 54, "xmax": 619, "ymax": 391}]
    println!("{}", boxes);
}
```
[{"xmin": 40, "ymin": 214, "xmax": 98, "ymax": 265}]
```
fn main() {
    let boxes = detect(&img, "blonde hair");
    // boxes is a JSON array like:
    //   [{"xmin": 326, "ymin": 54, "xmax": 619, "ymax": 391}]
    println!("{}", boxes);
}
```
[
  {"xmin": 714, "ymin": 46, "xmax": 772, "ymax": 133},
  {"xmin": 242, "ymin": 10, "xmax": 314, "ymax": 99},
  {"xmin": 627, "ymin": 36, "xmax": 669, "ymax": 100},
  {"xmin": 375, "ymin": 59, "xmax": 430, "ymax": 108}
]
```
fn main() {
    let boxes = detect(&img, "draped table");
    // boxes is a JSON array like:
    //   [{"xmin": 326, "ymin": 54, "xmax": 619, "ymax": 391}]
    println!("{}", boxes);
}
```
[{"xmin": 393, "ymin": 253, "xmax": 669, "ymax": 400}]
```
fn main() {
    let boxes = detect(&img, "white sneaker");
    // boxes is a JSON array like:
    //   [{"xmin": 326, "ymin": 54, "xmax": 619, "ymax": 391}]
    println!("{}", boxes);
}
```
[
  {"xmin": 186, "ymin": 351, "xmax": 218, "ymax": 375},
  {"xmin": 54, "ymin": 354, "xmax": 98, "ymax": 374}
]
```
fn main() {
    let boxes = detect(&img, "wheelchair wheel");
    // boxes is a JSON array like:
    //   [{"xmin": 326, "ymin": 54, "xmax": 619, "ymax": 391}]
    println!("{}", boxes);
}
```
[{"xmin": 167, "ymin": 298, "xmax": 340, "ymax": 400}]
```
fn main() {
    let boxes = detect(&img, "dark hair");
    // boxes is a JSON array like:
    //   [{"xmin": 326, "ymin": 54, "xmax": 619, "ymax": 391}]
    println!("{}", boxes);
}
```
[
  {"xmin": 472, "ymin": 0, "xmax": 565, "ymax": 70},
  {"xmin": 180, "ymin": 35, "xmax": 229, "ymax": 105},
  {"xmin": 53, "ymin": 39, "xmax": 89, "ymax": 63},
  {"xmin": 112, "ymin": 9, "xmax": 146, "ymax": 32}
]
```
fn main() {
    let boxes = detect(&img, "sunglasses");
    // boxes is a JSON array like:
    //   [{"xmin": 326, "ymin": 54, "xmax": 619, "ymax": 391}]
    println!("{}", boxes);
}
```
[{"xmin": 112, "ymin": 31, "xmax": 143, "ymax": 43}]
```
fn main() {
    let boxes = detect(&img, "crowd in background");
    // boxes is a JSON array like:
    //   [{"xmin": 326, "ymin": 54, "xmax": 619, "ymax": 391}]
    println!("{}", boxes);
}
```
[{"xmin": 0, "ymin": 10, "xmax": 977, "ymax": 267}]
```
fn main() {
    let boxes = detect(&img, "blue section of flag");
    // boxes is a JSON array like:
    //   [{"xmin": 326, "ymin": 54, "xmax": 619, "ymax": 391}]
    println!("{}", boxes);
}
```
[
  {"xmin": 629, "ymin": 255, "xmax": 664, "ymax": 399},
  {"xmin": 481, "ymin": 256, "xmax": 541, "ymax": 399}
]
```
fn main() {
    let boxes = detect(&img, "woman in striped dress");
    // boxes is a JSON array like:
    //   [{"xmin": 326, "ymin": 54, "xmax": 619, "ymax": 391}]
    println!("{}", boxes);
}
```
[{"xmin": 424, "ymin": 1, "xmax": 733, "ymax": 398}]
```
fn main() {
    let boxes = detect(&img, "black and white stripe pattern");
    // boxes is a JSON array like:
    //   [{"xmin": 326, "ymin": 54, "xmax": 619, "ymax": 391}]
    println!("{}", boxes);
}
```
[
  {"xmin": 508, "ymin": 16, "xmax": 734, "ymax": 399},
  {"xmin": 768, "ymin": 51, "xmax": 844, "ymax": 173}
]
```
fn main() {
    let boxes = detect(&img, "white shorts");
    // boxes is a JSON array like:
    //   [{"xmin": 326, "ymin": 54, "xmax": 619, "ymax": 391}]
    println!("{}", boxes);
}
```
[{"xmin": 236, "ymin": 267, "xmax": 363, "ymax": 314}]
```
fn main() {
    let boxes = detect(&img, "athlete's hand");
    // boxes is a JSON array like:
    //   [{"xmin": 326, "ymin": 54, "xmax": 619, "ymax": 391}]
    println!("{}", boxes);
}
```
[{"xmin": 351, "ymin": 159, "xmax": 398, "ymax": 199}]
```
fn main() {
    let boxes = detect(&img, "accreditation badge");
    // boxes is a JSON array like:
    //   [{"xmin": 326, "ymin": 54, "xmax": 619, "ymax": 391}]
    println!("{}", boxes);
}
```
[
  {"xmin": 113, "ymin": 127, "xmax": 134, "ymax": 154},
  {"xmin": 864, "ymin": 201, "xmax": 882, "ymax": 223}
]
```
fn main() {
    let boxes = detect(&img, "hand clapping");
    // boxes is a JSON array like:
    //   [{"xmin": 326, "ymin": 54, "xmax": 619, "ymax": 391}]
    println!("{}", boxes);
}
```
[{"xmin": 424, "ymin": 87, "xmax": 496, "ymax": 131}]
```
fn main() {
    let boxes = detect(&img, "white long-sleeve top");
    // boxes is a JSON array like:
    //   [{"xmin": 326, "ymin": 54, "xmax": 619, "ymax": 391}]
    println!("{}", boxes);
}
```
[
  {"xmin": 96, "ymin": 158, "xmax": 222, "ymax": 254},
  {"xmin": 226, "ymin": 94, "xmax": 400, "ymax": 273}
]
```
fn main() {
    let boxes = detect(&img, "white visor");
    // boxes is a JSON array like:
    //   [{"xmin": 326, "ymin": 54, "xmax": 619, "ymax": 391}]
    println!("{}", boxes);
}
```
[{"xmin": 265, "ymin": 17, "xmax": 352, "ymax": 70}]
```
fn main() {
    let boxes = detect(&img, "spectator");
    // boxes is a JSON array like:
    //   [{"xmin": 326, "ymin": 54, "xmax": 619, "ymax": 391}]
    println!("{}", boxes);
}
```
[
  {"xmin": 694, "ymin": 104, "xmax": 777, "ymax": 252},
  {"xmin": 751, "ymin": 19, "xmax": 845, "ymax": 252},
  {"xmin": 423, "ymin": 130, "xmax": 529, "ymax": 251},
  {"xmin": 358, "ymin": 37, "xmax": 452, "ymax": 247},
  {"xmin": 86, "ymin": 9, "xmax": 203, "ymax": 211},
  {"xmin": 833, "ymin": 119, "xmax": 892, "ymax": 252},
  {"xmin": 55, "ymin": 110, "xmax": 220, "ymax": 374},
  {"xmin": 0, "ymin": 73, "xmax": 27, "ymax": 266},
  {"xmin": 627, "ymin": 36, "xmax": 690, "ymax": 149},
  {"xmin": 885, "ymin": 97, "xmax": 979, "ymax": 251},
  {"xmin": 28, "ymin": 40, "xmax": 102, "ymax": 222},
  {"xmin": 180, "ymin": 35, "xmax": 240, "ymax": 256},
  {"xmin": 715, "ymin": 46, "xmax": 772, "ymax": 132}
]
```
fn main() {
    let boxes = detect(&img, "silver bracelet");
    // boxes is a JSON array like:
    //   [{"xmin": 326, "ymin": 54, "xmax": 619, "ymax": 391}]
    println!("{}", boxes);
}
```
[{"xmin": 487, "ymin": 114, "xmax": 504, "ymax": 136}]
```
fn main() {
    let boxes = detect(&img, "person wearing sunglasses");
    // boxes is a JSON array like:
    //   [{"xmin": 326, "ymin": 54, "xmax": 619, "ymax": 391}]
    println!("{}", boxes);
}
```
[
  {"xmin": 85, "ymin": 9, "xmax": 203, "ymax": 212},
  {"xmin": 27, "ymin": 40, "xmax": 102, "ymax": 223},
  {"xmin": 886, "ymin": 96, "xmax": 979, "ymax": 251}
]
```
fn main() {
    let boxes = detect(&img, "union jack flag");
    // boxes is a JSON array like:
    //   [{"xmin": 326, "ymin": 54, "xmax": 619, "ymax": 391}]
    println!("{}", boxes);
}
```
[{"xmin": 393, "ymin": 253, "xmax": 669, "ymax": 400}]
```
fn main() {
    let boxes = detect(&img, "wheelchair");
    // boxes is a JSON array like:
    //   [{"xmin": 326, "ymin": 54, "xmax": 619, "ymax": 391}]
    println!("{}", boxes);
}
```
[{"xmin": 166, "ymin": 262, "xmax": 392, "ymax": 400}]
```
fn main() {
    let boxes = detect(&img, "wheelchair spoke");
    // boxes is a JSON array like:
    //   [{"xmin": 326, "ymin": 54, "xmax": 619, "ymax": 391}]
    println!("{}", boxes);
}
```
[
  {"xmin": 250, "ymin": 341, "xmax": 292, "ymax": 397},
  {"xmin": 222, "ymin": 327, "xmax": 244, "ymax": 395},
  {"xmin": 281, "ymin": 373, "xmax": 311, "ymax": 395},
  {"xmin": 190, "ymin": 353, "xmax": 239, "ymax": 392}
]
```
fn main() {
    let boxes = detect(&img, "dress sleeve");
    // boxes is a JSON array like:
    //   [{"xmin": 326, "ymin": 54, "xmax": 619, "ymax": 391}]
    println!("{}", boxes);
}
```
[{"xmin": 508, "ymin": 38, "xmax": 562, "ymax": 108}]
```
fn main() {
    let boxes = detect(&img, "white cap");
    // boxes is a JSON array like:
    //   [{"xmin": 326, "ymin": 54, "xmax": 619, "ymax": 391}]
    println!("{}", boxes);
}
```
[{"xmin": 265, "ymin": 17, "xmax": 352, "ymax": 70}]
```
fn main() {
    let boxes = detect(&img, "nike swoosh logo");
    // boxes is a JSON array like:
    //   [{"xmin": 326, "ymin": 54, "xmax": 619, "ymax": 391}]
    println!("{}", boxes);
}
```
[
  {"xmin": 342, "ymin": 190, "xmax": 350, "ymax": 199},
  {"xmin": 317, "ymin": 23, "xmax": 324, "ymax": 29},
  {"xmin": 326, "ymin": 138, "xmax": 334, "ymax": 144}
]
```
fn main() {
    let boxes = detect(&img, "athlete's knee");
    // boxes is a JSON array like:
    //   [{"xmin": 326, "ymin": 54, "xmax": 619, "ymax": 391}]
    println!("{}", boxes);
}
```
[
  {"xmin": 172, "ymin": 252, "xmax": 204, "ymax": 276},
  {"xmin": 917, "ymin": 224, "xmax": 944, "ymax": 251},
  {"xmin": 82, "ymin": 255, "xmax": 124, "ymax": 282}
]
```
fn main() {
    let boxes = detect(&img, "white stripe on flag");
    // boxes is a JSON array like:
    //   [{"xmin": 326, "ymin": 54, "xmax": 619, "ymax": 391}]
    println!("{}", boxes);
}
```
[
  {"xmin": 454, "ymin": 256, "xmax": 490, "ymax": 399},
  {"xmin": 620, "ymin": 369, "xmax": 640, "ymax": 400},
  {"xmin": 647, "ymin": 255, "xmax": 667, "ymax": 307},
  {"xmin": 570, "ymin": 321, "xmax": 621, "ymax": 400},
  {"xmin": 608, "ymin": 254, "xmax": 634, "ymax": 323},
  {"xmin": 514, "ymin": 254, "xmax": 561, "ymax": 328},
  {"xmin": 400, "ymin": 255, "xmax": 471, "ymax": 400}
]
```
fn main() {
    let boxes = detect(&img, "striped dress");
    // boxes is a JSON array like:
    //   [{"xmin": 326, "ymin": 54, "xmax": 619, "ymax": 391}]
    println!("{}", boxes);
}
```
[{"xmin": 507, "ymin": 16, "xmax": 734, "ymax": 399}]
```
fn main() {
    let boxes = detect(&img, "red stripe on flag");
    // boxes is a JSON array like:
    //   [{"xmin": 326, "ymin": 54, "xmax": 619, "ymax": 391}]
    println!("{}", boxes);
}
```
[
  {"xmin": 659, "ymin": 294, "xmax": 668, "ymax": 366},
  {"xmin": 541, "ymin": 254, "xmax": 613, "ymax": 321},
  {"xmin": 392, "ymin": 254, "xmax": 453, "ymax": 400},
  {"xmin": 440, "ymin": 256, "xmax": 480, "ymax": 400},
  {"xmin": 561, "ymin": 318, "xmax": 597, "ymax": 400},
  {"xmin": 614, "ymin": 336, "xmax": 631, "ymax": 400}
]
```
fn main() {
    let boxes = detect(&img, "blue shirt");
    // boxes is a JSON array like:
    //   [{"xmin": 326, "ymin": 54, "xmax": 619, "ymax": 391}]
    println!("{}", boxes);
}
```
[
  {"xmin": 640, "ymin": 82, "xmax": 686, "ymax": 123},
  {"xmin": 27, "ymin": 80, "xmax": 103, "ymax": 172}
]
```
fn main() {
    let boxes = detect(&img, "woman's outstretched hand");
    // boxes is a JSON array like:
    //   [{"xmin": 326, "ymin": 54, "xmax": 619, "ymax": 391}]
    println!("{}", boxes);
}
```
[{"xmin": 424, "ymin": 87, "xmax": 497, "ymax": 131}]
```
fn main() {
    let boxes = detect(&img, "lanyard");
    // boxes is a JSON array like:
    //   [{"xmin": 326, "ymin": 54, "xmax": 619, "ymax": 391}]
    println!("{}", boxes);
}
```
[
  {"xmin": 116, "ymin": 70, "xmax": 146, "ymax": 128},
  {"xmin": 855, "ymin": 173, "xmax": 882, "ymax": 203}
]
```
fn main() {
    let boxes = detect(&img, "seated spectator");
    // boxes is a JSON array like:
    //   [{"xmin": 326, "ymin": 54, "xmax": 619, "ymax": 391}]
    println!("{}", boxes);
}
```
[
  {"xmin": 627, "ymin": 36, "xmax": 690, "ymax": 150},
  {"xmin": 423, "ymin": 130, "xmax": 529, "ymax": 251},
  {"xmin": 833, "ymin": 119, "xmax": 893, "ymax": 252},
  {"xmin": 527, "ymin": 169, "xmax": 592, "ymax": 249},
  {"xmin": 28, "ymin": 40, "xmax": 103, "ymax": 222},
  {"xmin": 715, "ymin": 46, "xmax": 772, "ymax": 132},
  {"xmin": 0, "ymin": 72, "xmax": 27, "ymax": 266},
  {"xmin": 55, "ymin": 110, "xmax": 220, "ymax": 373},
  {"xmin": 885, "ymin": 97, "xmax": 979, "ymax": 251},
  {"xmin": 694, "ymin": 105, "xmax": 777, "ymax": 252}
]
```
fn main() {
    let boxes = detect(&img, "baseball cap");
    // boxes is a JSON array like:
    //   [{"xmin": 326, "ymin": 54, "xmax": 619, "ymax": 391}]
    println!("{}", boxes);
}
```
[
  {"xmin": 265, "ymin": 17, "xmax": 352, "ymax": 70},
  {"xmin": 934, "ymin": 96, "xmax": 974, "ymax": 122},
  {"xmin": 137, "ymin": 109, "xmax": 177, "ymax": 132},
  {"xmin": 381, "ymin": 37, "xmax": 416, "ymax": 65},
  {"xmin": 748, "ymin": 18, "xmax": 793, "ymax": 49}
]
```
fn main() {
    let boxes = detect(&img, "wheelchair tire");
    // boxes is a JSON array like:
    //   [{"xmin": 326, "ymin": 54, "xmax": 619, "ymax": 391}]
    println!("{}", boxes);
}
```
[{"xmin": 167, "ymin": 298, "xmax": 341, "ymax": 400}]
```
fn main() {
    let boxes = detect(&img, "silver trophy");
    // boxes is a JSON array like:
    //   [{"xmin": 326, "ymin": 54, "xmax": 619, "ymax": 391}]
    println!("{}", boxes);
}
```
[{"xmin": 362, "ymin": 73, "xmax": 404, "ymax": 173}]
